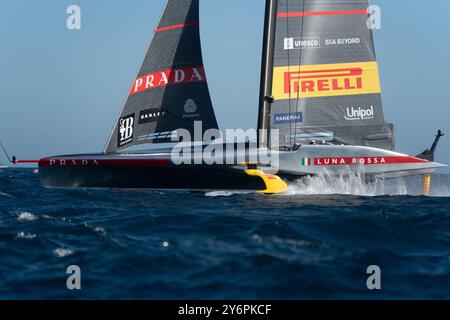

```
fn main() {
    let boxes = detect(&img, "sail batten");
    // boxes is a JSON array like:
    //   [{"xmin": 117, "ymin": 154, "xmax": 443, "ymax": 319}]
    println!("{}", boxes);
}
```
[
  {"xmin": 106, "ymin": 0, "xmax": 218, "ymax": 153},
  {"xmin": 277, "ymin": 9, "xmax": 369, "ymax": 18},
  {"xmin": 264, "ymin": 0, "xmax": 394, "ymax": 150},
  {"xmin": 154, "ymin": 22, "xmax": 199, "ymax": 33}
]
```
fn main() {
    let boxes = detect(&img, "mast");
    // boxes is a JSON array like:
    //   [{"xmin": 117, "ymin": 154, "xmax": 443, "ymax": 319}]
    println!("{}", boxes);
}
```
[{"xmin": 257, "ymin": 0, "xmax": 278, "ymax": 149}]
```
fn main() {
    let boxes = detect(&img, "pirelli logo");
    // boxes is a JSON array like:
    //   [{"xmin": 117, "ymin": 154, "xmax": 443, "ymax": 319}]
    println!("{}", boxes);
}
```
[{"xmin": 272, "ymin": 62, "xmax": 381, "ymax": 100}]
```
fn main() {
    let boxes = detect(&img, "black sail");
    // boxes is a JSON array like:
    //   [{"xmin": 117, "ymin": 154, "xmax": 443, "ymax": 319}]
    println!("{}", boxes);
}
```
[
  {"xmin": 266, "ymin": 0, "xmax": 394, "ymax": 150},
  {"xmin": 106, "ymin": 0, "xmax": 218, "ymax": 153}
]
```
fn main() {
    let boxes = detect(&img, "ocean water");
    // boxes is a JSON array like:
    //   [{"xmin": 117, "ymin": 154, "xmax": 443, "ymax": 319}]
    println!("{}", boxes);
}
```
[{"xmin": 1, "ymin": 168, "xmax": 450, "ymax": 299}]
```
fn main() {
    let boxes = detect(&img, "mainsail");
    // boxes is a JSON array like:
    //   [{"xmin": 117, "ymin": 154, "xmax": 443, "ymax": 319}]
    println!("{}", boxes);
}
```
[
  {"xmin": 105, "ymin": 0, "xmax": 218, "ymax": 153},
  {"xmin": 260, "ymin": 0, "xmax": 394, "ymax": 150}
]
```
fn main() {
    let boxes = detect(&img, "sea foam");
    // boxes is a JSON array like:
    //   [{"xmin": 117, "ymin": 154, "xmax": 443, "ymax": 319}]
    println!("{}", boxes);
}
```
[
  {"xmin": 16, "ymin": 232, "xmax": 37, "ymax": 240},
  {"xmin": 287, "ymin": 173, "xmax": 408, "ymax": 197},
  {"xmin": 53, "ymin": 248, "xmax": 74, "ymax": 258},
  {"xmin": 17, "ymin": 212, "xmax": 38, "ymax": 222}
]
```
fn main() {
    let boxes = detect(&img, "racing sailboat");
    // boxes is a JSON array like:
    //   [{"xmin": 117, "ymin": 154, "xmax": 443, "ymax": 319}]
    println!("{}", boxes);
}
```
[{"xmin": 12, "ymin": 0, "xmax": 445, "ymax": 194}]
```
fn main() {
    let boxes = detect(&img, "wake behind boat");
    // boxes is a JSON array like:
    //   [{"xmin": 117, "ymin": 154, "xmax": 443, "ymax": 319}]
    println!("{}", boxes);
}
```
[{"xmin": 10, "ymin": 0, "xmax": 447, "ymax": 194}]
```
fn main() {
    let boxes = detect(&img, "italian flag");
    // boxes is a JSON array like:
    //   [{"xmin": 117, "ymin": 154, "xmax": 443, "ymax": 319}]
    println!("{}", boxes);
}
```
[{"xmin": 301, "ymin": 158, "xmax": 312, "ymax": 166}]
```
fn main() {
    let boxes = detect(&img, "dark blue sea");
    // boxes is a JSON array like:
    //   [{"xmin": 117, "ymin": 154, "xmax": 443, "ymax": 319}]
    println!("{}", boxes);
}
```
[{"xmin": 1, "ymin": 168, "xmax": 450, "ymax": 299}]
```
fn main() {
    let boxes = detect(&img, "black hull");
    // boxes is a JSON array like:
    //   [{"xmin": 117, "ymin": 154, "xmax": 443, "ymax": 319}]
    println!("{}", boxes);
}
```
[{"xmin": 39, "ymin": 164, "xmax": 266, "ymax": 191}]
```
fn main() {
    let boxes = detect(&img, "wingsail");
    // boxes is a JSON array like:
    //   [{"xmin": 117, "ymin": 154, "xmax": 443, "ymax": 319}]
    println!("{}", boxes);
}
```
[
  {"xmin": 105, "ymin": 0, "xmax": 218, "ymax": 153},
  {"xmin": 261, "ymin": 0, "xmax": 394, "ymax": 150}
]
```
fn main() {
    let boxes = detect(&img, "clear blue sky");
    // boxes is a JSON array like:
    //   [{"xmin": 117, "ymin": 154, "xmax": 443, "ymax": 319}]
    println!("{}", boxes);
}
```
[{"xmin": 1, "ymin": 0, "xmax": 449, "ymax": 168}]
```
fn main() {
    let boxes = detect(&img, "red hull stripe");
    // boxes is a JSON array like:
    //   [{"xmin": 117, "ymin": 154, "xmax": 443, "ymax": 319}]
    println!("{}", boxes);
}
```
[
  {"xmin": 277, "ymin": 10, "xmax": 369, "ymax": 18},
  {"xmin": 155, "ymin": 22, "xmax": 199, "ymax": 33},
  {"xmin": 39, "ymin": 159, "xmax": 170, "ymax": 168},
  {"xmin": 313, "ymin": 156, "xmax": 428, "ymax": 166},
  {"xmin": 14, "ymin": 160, "xmax": 40, "ymax": 164}
]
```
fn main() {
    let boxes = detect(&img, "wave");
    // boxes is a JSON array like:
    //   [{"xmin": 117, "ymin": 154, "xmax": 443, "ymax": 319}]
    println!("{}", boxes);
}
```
[
  {"xmin": 53, "ymin": 248, "xmax": 74, "ymax": 258},
  {"xmin": 205, "ymin": 190, "xmax": 253, "ymax": 197},
  {"xmin": 94, "ymin": 226, "xmax": 106, "ymax": 233},
  {"xmin": 16, "ymin": 232, "xmax": 37, "ymax": 240},
  {"xmin": 17, "ymin": 212, "xmax": 38, "ymax": 222},
  {"xmin": 286, "ymin": 172, "xmax": 450, "ymax": 197},
  {"xmin": 286, "ymin": 172, "xmax": 408, "ymax": 197},
  {"xmin": 0, "ymin": 191, "xmax": 14, "ymax": 198},
  {"xmin": 252, "ymin": 234, "xmax": 330, "ymax": 249},
  {"xmin": 83, "ymin": 222, "xmax": 107, "ymax": 235}
]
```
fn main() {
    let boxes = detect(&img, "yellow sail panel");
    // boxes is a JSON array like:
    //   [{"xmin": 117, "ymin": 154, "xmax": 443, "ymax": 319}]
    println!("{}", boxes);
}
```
[{"xmin": 272, "ymin": 61, "xmax": 381, "ymax": 100}]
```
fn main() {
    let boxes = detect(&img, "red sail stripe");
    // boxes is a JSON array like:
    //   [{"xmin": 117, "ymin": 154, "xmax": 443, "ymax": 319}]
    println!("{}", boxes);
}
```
[
  {"xmin": 39, "ymin": 159, "xmax": 170, "ymax": 168},
  {"xmin": 277, "ymin": 10, "xmax": 369, "ymax": 18},
  {"xmin": 154, "ymin": 22, "xmax": 199, "ymax": 33}
]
